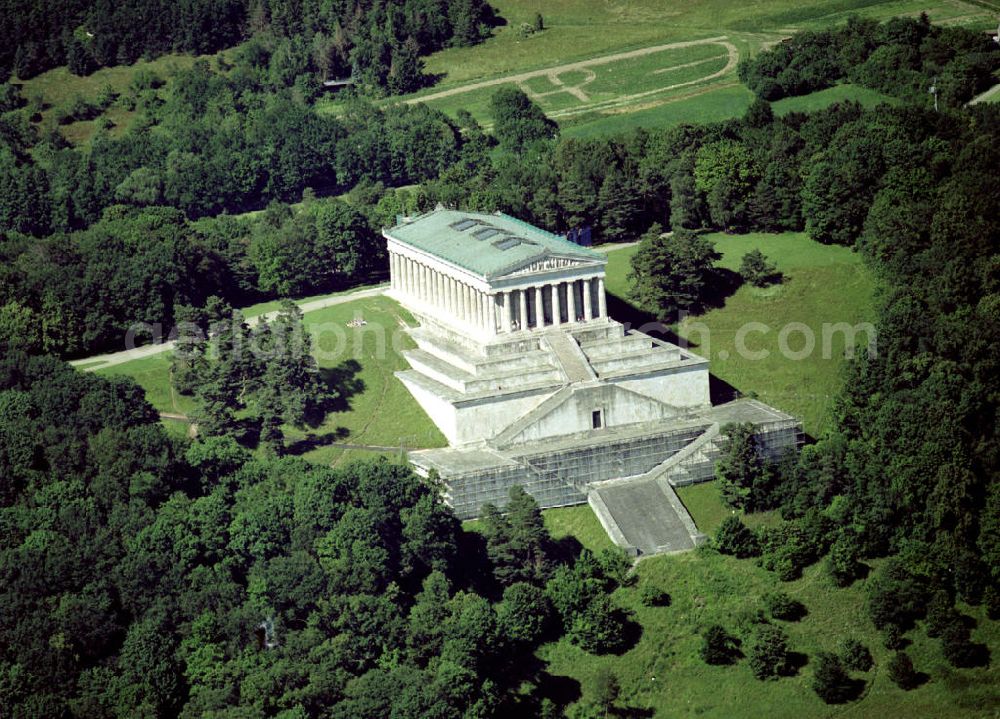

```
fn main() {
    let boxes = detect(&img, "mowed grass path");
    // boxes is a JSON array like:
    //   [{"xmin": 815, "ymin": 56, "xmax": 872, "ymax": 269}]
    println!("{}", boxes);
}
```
[
  {"xmin": 366, "ymin": 0, "xmax": 995, "ymax": 133},
  {"xmin": 604, "ymin": 233, "xmax": 875, "ymax": 437},
  {"xmin": 98, "ymin": 294, "xmax": 445, "ymax": 465}
]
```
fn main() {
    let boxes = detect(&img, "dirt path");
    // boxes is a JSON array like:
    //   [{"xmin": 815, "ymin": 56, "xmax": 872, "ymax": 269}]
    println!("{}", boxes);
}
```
[
  {"xmin": 69, "ymin": 284, "xmax": 388, "ymax": 372},
  {"xmin": 407, "ymin": 35, "xmax": 734, "ymax": 105}
]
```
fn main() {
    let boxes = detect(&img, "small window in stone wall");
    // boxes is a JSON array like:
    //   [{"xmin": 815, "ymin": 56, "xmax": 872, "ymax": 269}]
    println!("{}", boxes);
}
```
[{"xmin": 592, "ymin": 409, "xmax": 603, "ymax": 429}]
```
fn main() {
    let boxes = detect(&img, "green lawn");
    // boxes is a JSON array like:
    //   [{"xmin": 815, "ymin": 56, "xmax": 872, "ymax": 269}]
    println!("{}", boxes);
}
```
[
  {"xmin": 390, "ymin": 0, "xmax": 992, "ymax": 131},
  {"xmin": 772, "ymin": 82, "xmax": 899, "ymax": 115},
  {"xmin": 538, "ymin": 541, "xmax": 1000, "ymax": 718},
  {"xmin": 413, "ymin": 0, "xmax": 992, "ymax": 92},
  {"xmin": 98, "ymin": 352, "xmax": 199, "ymax": 417},
  {"xmin": 97, "ymin": 294, "xmax": 445, "ymax": 465},
  {"xmin": 18, "ymin": 51, "xmax": 224, "ymax": 146},
  {"xmin": 543, "ymin": 504, "xmax": 617, "ymax": 554},
  {"xmin": 675, "ymin": 480, "xmax": 783, "ymax": 535},
  {"xmin": 603, "ymin": 233, "xmax": 875, "ymax": 437}
]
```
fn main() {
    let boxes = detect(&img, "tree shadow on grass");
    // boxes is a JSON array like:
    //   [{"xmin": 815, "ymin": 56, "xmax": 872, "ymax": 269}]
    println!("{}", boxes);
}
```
[
  {"xmin": 547, "ymin": 535, "xmax": 585, "ymax": 567},
  {"xmin": 498, "ymin": 654, "xmax": 582, "ymax": 718},
  {"xmin": 702, "ymin": 267, "xmax": 744, "ymax": 312},
  {"xmin": 783, "ymin": 651, "xmax": 810, "ymax": 677},
  {"xmin": 284, "ymin": 426, "xmax": 351, "ymax": 456},
  {"xmin": 606, "ymin": 610, "xmax": 643, "ymax": 656},
  {"xmin": 612, "ymin": 706, "xmax": 655, "ymax": 719},
  {"xmin": 316, "ymin": 359, "xmax": 365, "ymax": 414}
]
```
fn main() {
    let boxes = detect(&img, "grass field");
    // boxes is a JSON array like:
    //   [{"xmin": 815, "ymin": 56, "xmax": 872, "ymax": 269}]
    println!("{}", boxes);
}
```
[
  {"xmin": 370, "ymin": 0, "xmax": 996, "ymax": 132},
  {"xmin": 603, "ymin": 232, "xmax": 875, "ymax": 438},
  {"xmin": 97, "ymin": 294, "xmax": 446, "ymax": 465},
  {"xmin": 534, "ymin": 530, "xmax": 1000, "ymax": 718},
  {"xmin": 18, "ymin": 51, "xmax": 223, "ymax": 146}
]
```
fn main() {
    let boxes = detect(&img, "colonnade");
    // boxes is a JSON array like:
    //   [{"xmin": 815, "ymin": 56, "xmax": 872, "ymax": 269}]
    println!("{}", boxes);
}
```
[{"xmin": 390, "ymin": 251, "xmax": 607, "ymax": 335}]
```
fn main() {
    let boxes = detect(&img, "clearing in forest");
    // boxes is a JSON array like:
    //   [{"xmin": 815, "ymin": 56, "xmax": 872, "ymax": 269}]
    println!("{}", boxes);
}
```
[{"xmin": 408, "ymin": 36, "xmax": 739, "ymax": 123}]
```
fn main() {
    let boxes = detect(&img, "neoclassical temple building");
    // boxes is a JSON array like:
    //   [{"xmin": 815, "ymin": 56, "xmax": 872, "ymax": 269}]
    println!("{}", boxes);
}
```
[{"xmin": 385, "ymin": 209, "xmax": 802, "ymax": 555}]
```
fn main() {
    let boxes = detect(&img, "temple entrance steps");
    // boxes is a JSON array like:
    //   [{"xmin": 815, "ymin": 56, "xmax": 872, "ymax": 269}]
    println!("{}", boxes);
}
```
[
  {"xmin": 543, "ymin": 330, "xmax": 597, "ymax": 384},
  {"xmin": 586, "ymin": 422, "xmax": 721, "ymax": 491},
  {"xmin": 588, "ymin": 478, "xmax": 705, "ymax": 556},
  {"xmin": 584, "ymin": 423, "xmax": 720, "ymax": 556}
]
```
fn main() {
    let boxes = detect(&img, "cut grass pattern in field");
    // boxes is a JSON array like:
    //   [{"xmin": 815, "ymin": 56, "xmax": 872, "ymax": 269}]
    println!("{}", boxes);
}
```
[
  {"xmin": 401, "ymin": 0, "xmax": 992, "ymax": 130},
  {"xmin": 413, "ymin": 37, "xmax": 738, "ymax": 125},
  {"xmin": 603, "ymin": 233, "xmax": 875, "ymax": 437}
]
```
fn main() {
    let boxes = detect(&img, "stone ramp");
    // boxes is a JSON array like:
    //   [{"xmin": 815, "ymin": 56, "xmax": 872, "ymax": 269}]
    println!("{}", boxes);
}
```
[
  {"xmin": 589, "ymin": 479, "xmax": 702, "ymax": 556},
  {"xmin": 544, "ymin": 330, "xmax": 596, "ymax": 383}
]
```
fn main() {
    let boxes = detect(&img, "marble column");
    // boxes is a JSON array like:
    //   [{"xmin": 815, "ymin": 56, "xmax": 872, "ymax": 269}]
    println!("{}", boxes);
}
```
[
  {"xmin": 552, "ymin": 283, "xmax": 562, "ymax": 326},
  {"xmin": 597, "ymin": 277, "xmax": 607, "ymax": 318},
  {"xmin": 500, "ymin": 292, "xmax": 512, "ymax": 332},
  {"xmin": 483, "ymin": 292, "xmax": 493, "ymax": 332},
  {"xmin": 404, "ymin": 257, "xmax": 413, "ymax": 296},
  {"xmin": 534, "ymin": 286, "xmax": 544, "ymax": 327},
  {"xmin": 518, "ymin": 288, "xmax": 528, "ymax": 331},
  {"xmin": 470, "ymin": 286, "xmax": 479, "ymax": 326},
  {"xmin": 567, "ymin": 280, "xmax": 577, "ymax": 323},
  {"xmin": 583, "ymin": 277, "xmax": 594, "ymax": 320},
  {"xmin": 463, "ymin": 283, "xmax": 472, "ymax": 324}
]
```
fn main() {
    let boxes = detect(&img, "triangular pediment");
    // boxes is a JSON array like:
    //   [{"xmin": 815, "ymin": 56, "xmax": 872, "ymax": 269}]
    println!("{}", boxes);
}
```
[{"xmin": 495, "ymin": 252, "xmax": 604, "ymax": 279}]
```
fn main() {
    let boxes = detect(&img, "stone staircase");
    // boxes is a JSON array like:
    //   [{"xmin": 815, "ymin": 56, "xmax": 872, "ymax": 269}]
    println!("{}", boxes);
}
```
[
  {"xmin": 489, "ymin": 386, "xmax": 574, "ymax": 449},
  {"xmin": 586, "ymin": 422, "xmax": 722, "ymax": 491},
  {"xmin": 661, "ymin": 423, "xmax": 725, "ymax": 487},
  {"xmin": 543, "ymin": 330, "xmax": 596, "ymax": 384}
]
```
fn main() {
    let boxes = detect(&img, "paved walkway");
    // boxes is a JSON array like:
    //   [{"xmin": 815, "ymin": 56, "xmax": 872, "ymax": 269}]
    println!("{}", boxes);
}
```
[{"xmin": 70, "ymin": 285, "xmax": 387, "ymax": 372}]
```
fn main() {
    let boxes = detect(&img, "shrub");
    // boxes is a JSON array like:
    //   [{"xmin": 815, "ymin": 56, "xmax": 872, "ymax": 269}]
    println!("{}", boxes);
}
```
[
  {"xmin": 734, "ymin": 607, "xmax": 768, "ymax": 638},
  {"xmin": 639, "ymin": 583, "xmax": 670, "ymax": 607},
  {"xmin": 812, "ymin": 651, "xmax": 862, "ymax": 704},
  {"xmin": 715, "ymin": 515, "xmax": 759, "ymax": 558},
  {"xmin": 826, "ymin": 532, "xmax": 865, "ymax": 587},
  {"xmin": 887, "ymin": 651, "xmax": 919, "ymax": 690},
  {"xmin": 925, "ymin": 590, "xmax": 957, "ymax": 638},
  {"xmin": 764, "ymin": 592, "xmax": 806, "ymax": 621},
  {"xmin": 985, "ymin": 585, "xmax": 1000, "ymax": 620},
  {"xmin": 748, "ymin": 624, "xmax": 793, "ymax": 680},
  {"xmin": 940, "ymin": 621, "xmax": 989, "ymax": 668},
  {"xmin": 739, "ymin": 249, "xmax": 780, "ymax": 288},
  {"xmin": 883, "ymin": 623, "xmax": 906, "ymax": 650},
  {"xmin": 568, "ymin": 594, "xmax": 628, "ymax": 654},
  {"xmin": 700, "ymin": 624, "xmax": 740, "ymax": 665},
  {"xmin": 839, "ymin": 638, "xmax": 873, "ymax": 672}
]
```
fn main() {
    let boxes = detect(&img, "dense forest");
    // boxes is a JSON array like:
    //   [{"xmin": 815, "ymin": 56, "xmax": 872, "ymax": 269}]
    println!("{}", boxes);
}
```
[
  {"xmin": 0, "ymin": 352, "xmax": 639, "ymax": 717},
  {"xmin": 2, "ymin": 0, "xmax": 497, "ymax": 92},
  {"xmin": 738, "ymin": 14, "xmax": 1000, "ymax": 106}
]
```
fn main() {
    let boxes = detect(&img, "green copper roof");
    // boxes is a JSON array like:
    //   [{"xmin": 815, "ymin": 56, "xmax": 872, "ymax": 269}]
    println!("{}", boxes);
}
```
[{"xmin": 385, "ymin": 210, "xmax": 605, "ymax": 278}]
